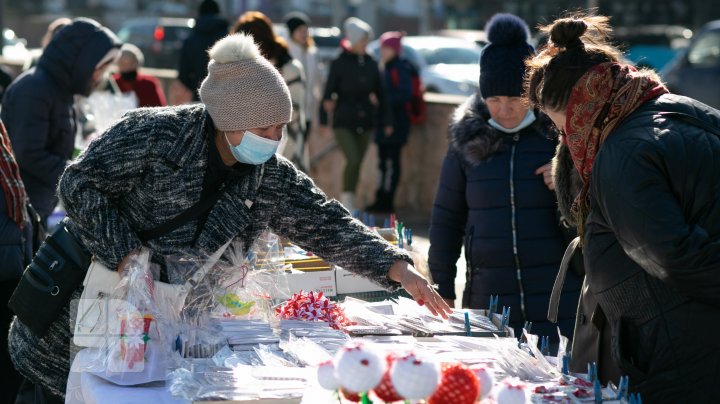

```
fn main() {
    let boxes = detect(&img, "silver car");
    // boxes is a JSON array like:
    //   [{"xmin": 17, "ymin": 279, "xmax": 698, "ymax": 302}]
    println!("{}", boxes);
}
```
[{"xmin": 368, "ymin": 36, "xmax": 482, "ymax": 96}]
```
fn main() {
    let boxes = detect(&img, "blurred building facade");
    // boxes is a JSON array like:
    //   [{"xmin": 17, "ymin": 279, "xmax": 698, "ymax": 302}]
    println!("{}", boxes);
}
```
[{"xmin": 7, "ymin": 0, "xmax": 720, "ymax": 48}]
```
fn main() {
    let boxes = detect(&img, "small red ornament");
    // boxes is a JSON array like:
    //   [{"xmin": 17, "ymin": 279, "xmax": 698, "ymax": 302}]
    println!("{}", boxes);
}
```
[
  {"xmin": 428, "ymin": 363, "xmax": 480, "ymax": 404},
  {"xmin": 373, "ymin": 354, "xmax": 404, "ymax": 403}
]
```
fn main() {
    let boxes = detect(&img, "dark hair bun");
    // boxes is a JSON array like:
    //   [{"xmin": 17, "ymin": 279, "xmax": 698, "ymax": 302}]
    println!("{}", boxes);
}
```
[{"xmin": 550, "ymin": 18, "xmax": 587, "ymax": 48}]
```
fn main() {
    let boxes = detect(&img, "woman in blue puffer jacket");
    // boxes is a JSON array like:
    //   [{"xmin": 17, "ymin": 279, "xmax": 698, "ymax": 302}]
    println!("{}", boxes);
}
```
[{"xmin": 428, "ymin": 14, "xmax": 581, "ymax": 343}]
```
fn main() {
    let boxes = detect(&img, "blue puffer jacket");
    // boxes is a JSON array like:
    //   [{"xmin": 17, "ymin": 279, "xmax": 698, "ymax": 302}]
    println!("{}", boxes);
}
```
[
  {"xmin": 1, "ymin": 18, "xmax": 120, "ymax": 220},
  {"xmin": 428, "ymin": 95, "xmax": 581, "ymax": 340}
]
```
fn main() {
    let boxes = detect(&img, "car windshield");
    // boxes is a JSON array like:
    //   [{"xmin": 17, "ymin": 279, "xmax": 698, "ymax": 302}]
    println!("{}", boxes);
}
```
[{"xmin": 415, "ymin": 46, "xmax": 481, "ymax": 65}]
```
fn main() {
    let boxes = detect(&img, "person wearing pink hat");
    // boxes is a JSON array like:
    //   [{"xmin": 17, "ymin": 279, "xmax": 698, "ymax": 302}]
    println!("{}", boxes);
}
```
[{"xmin": 367, "ymin": 32, "xmax": 416, "ymax": 213}]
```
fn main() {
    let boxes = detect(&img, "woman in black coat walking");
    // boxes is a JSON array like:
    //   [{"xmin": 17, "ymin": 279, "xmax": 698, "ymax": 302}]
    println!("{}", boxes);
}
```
[
  {"xmin": 428, "ymin": 14, "xmax": 581, "ymax": 343},
  {"xmin": 526, "ymin": 13, "xmax": 720, "ymax": 402},
  {"xmin": 320, "ymin": 17, "xmax": 391, "ymax": 212}
]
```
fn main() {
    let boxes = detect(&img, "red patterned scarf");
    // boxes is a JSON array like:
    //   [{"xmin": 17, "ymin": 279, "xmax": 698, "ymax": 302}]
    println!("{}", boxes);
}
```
[
  {"xmin": 0, "ymin": 122, "xmax": 28, "ymax": 228},
  {"xmin": 564, "ymin": 62, "xmax": 668, "ymax": 236}
]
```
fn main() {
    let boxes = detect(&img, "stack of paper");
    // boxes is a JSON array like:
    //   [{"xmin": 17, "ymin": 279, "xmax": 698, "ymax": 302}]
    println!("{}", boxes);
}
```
[{"xmin": 218, "ymin": 319, "xmax": 279, "ymax": 351}]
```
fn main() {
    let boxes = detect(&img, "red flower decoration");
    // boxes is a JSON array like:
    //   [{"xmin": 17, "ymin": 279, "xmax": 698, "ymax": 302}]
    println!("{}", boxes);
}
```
[
  {"xmin": 428, "ymin": 363, "xmax": 480, "ymax": 404},
  {"xmin": 275, "ymin": 290, "xmax": 352, "ymax": 329},
  {"xmin": 373, "ymin": 354, "xmax": 404, "ymax": 403}
]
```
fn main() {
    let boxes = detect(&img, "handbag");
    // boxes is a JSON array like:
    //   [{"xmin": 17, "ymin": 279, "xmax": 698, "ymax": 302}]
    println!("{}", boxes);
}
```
[
  {"xmin": 8, "ymin": 183, "xmax": 232, "ymax": 338},
  {"xmin": 8, "ymin": 221, "xmax": 91, "ymax": 336}
]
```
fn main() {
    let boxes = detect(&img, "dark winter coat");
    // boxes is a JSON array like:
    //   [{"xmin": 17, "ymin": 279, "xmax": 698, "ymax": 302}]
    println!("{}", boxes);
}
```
[
  {"xmin": 375, "ymin": 57, "xmax": 413, "ymax": 145},
  {"xmin": 0, "ymin": 193, "xmax": 32, "ymax": 281},
  {"xmin": 320, "ymin": 50, "xmax": 391, "ymax": 133},
  {"xmin": 8, "ymin": 104, "xmax": 412, "ymax": 398},
  {"xmin": 578, "ymin": 93, "xmax": 720, "ymax": 402},
  {"xmin": 428, "ymin": 95, "xmax": 581, "ymax": 340},
  {"xmin": 1, "ymin": 19, "xmax": 121, "ymax": 220},
  {"xmin": 553, "ymin": 142, "xmax": 621, "ymax": 384},
  {"xmin": 178, "ymin": 15, "xmax": 228, "ymax": 100}
]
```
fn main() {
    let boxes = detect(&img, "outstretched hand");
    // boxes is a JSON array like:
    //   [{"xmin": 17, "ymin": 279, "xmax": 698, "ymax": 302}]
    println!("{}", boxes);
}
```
[{"xmin": 388, "ymin": 261, "xmax": 452, "ymax": 319}]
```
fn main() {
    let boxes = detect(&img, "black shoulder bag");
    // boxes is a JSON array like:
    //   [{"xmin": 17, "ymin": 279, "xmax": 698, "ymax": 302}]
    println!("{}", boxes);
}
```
[{"xmin": 8, "ymin": 185, "xmax": 230, "ymax": 337}]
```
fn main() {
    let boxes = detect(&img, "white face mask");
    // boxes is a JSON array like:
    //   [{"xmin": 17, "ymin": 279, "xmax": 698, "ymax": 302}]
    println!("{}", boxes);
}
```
[{"xmin": 488, "ymin": 109, "xmax": 537, "ymax": 134}]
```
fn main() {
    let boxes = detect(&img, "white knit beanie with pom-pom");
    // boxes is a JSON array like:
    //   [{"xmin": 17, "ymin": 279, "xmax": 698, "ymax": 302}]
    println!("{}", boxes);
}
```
[{"xmin": 199, "ymin": 33, "xmax": 292, "ymax": 131}]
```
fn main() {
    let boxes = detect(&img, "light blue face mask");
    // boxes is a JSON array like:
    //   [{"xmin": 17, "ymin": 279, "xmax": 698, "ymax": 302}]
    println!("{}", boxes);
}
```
[
  {"xmin": 488, "ymin": 109, "xmax": 536, "ymax": 134},
  {"xmin": 225, "ymin": 130, "xmax": 279, "ymax": 165}
]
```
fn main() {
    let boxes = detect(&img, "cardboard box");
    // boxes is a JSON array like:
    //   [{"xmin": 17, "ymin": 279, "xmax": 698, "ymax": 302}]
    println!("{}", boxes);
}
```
[
  {"xmin": 334, "ymin": 267, "xmax": 388, "ymax": 294},
  {"xmin": 277, "ymin": 269, "xmax": 337, "ymax": 297}
]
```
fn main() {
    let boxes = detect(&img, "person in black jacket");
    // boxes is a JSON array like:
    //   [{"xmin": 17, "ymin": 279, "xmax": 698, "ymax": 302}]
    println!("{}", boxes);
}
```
[
  {"xmin": 526, "ymin": 14, "xmax": 720, "ymax": 402},
  {"xmin": 0, "ymin": 120, "xmax": 33, "ymax": 404},
  {"xmin": 1, "ymin": 18, "xmax": 121, "ymax": 224},
  {"xmin": 178, "ymin": 0, "xmax": 228, "ymax": 101},
  {"xmin": 367, "ymin": 31, "xmax": 413, "ymax": 214},
  {"xmin": 428, "ymin": 14, "xmax": 581, "ymax": 344},
  {"xmin": 320, "ymin": 17, "xmax": 391, "ymax": 212}
]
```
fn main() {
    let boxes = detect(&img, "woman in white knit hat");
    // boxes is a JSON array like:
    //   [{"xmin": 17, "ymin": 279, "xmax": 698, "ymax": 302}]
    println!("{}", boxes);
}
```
[{"xmin": 7, "ymin": 33, "xmax": 451, "ymax": 402}]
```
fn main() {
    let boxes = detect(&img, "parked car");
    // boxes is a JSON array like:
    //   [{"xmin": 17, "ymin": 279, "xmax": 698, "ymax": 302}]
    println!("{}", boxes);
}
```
[
  {"xmin": 2, "ymin": 28, "xmax": 31, "ymax": 65},
  {"xmin": 431, "ymin": 29, "xmax": 487, "ymax": 47},
  {"xmin": 368, "ymin": 36, "xmax": 482, "ymax": 96},
  {"xmin": 662, "ymin": 20, "xmax": 720, "ymax": 109},
  {"xmin": 614, "ymin": 25, "xmax": 692, "ymax": 71},
  {"xmin": 116, "ymin": 17, "xmax": 194, "ymax": 69}
]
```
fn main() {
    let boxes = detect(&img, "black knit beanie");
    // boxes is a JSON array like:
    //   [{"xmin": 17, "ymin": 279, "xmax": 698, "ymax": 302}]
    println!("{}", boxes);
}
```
[
  {"xmin": 199, "ymin": 0, "xmax": 220, "ymax": 16},
  {"xmin": 479, "ymin": 14, "xmax": 535, "ymax": 98},
  {"xmin": 285, "ymin": 12, "xmax": 311, "ymax": 35}
]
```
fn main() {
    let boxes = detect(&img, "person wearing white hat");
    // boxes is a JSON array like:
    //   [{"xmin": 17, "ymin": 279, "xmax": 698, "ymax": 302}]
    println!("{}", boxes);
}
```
[
  {"xmin": 320, "ymin": 17, "xmax": 391, "ymax": 212},
  {"xmin": 7, "ymin": 33, "xmax": 451, "ymax": 403}
]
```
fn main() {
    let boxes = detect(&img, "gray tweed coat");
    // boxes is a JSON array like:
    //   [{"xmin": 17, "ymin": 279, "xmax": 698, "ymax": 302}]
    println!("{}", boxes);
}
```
[{"xmin": 9, "ymin": 104, "xmax": 410, "ymax": 399}]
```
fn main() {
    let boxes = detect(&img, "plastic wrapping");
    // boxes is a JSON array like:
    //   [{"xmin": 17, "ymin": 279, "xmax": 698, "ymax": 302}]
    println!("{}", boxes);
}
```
[{"xmin": 71, "ymin": 249, "xmax": 177, "ymax": 385}]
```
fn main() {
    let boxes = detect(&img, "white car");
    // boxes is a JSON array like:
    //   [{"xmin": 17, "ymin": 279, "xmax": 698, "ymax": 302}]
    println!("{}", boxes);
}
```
[
  {"xmin": 368, "ymin": 36, "xmax": 482, "ymax": 96},
  {"xmin": 2, "ymin": 29, "xmax": 31, "ymax": 65}
]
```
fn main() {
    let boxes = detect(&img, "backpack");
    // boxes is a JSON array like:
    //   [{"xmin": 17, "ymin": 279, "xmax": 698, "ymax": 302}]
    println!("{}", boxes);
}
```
[{"xmin": 389, "ymin": 60, "xmax": 426, "ymax": 125}]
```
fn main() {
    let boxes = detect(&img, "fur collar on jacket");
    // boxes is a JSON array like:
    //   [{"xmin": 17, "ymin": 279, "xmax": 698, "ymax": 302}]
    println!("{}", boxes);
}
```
[
  {"xmin": 448, "ymin": 94, "xmax": 555, "ymax": 165},
  {"xmin": 552, "ymin": 142, "xmax": 583, "ymax": 226}
]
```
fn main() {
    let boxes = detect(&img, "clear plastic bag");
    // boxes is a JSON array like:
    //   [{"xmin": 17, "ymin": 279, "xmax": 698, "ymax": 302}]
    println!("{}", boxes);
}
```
[{"xmin": 71, "ymin": 249, "xmax": 178, "ymax": 385}]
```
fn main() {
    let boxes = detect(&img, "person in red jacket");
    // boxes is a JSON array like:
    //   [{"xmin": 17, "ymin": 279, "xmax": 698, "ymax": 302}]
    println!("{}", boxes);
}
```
[{"xmin": 112, "ymin": 44, "xmax": 167, "ymax": 108}]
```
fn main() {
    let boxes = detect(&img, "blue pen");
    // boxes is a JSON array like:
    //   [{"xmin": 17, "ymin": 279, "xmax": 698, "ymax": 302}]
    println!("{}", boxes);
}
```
[
  {"xmin": 383, "ymin": 217, "xmax": 390, "ymax": 228},
  {"xmin": 362, "ymin": 212, "xmax": 369, "ymax": 226},
  {"xmin": 464, "ymin": 312, "xmax": 471, "ymax": 336},
  {"xmin": 369, "ymin": 214, "xmax": 376, "ymax": 227},
  {"xmin": 405, "ymin": 228, "xmax": 413, "ymax": 246},
  {"xmin": 593, "ymin": 379, "xmax": 602, "ymax": 404},
  {"xmin": 561, "ymin": 355, "xmax": 569, "ymax": 375},
  {"xmin": 353, "ymin": 209, "xmax": 360, "ymax": 219}
]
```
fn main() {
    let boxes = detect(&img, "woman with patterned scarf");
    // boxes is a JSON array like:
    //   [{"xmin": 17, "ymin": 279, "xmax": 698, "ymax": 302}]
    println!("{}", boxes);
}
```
[
  {"xmin": 525, "ymin": 13, "xmax": 720, "ymax": 402},
  {"xmin": 0, "ymin": 121, "xmax": 34, "ymax": 403}
]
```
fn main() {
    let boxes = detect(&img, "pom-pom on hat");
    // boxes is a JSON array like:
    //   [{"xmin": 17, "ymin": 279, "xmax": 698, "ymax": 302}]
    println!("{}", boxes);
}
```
[
  {"xmin": 479, "ymin": 13, "xmax": 534, "ymax": 98},
  {"xmin": 199, "ymin": 33, "xmax": 292, "ymax": 131}
]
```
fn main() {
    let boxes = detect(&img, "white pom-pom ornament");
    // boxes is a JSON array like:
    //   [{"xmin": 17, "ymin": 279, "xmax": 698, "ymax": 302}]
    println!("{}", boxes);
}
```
[
  {"xmin": 317, "ymin": 360, "xmax": 341, "ymax": 390},
  {"xmin": 334, "ymin": 342, "xmax": 386, "ymax": 393},
  {"xmin": 495, "ymin": 378, "xmax": 528, "ymax": 404},
  {"xmin": 390, "ymin": 354, "xmax": 441, "ymax": 399},
  {"xmin": 471, "ymin": 364, "xmax": 496, "ymax": 399}
]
